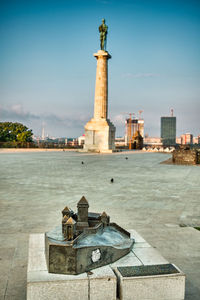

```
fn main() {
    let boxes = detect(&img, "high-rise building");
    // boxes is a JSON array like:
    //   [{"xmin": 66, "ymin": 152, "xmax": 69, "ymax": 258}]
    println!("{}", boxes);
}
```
[{"xmin": 161, "ymin": 113, "xmax": 176, "ymax": 146}]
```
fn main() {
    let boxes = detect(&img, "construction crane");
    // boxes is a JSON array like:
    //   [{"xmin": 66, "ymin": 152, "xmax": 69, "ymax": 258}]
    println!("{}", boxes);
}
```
[{"xmin": 138, "ymin": 110, "xmax": 143, "ymax": 119}]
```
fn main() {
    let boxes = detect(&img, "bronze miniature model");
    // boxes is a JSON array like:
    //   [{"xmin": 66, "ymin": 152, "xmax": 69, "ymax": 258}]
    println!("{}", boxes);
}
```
[
  {"xmin": 99, "ymin": 18, "xmax": 108, "ymax": 50},
  {"xmin": 45, "ymin": 196, "xmax": 134, "ymax": 275}
]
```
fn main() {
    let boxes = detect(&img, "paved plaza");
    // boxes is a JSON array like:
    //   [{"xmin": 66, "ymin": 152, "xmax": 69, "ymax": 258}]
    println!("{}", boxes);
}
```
[{"xmin": 0, "ymin": 151, "xmax": 200, "ymax": 299}]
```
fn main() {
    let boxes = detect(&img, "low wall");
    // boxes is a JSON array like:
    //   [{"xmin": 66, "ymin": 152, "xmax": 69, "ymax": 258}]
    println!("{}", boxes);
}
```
[{"xmin": 172, "ymin": 148, "xmax": 200, "ymax": 165}]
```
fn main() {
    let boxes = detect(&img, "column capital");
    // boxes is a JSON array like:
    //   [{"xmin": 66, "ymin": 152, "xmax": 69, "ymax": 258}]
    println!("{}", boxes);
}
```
[{"xmin": 94, "ymin": 50, "xmax": 111, "ymax": 59}]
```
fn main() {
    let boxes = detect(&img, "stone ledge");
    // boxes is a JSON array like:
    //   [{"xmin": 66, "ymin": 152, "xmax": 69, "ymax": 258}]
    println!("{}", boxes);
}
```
[
  {"xmin": 132, "ymin": 247, "xmax": 169, "ymax": 265},
  {"xmin": 27, "ymin": 280, "xmax": 88, "ymax": 300},
  {"xmin": 110, "ymin": 251, "xmax": 142, "ymax": 270}
]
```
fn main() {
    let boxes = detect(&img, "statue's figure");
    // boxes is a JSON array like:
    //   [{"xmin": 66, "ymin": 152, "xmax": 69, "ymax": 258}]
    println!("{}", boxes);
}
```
[{"xmin": 99, "ymin": 19, "xmax": 108, "ymax": 51}]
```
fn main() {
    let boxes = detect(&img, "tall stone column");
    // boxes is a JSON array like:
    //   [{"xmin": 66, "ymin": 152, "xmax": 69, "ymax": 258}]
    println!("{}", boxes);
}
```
[
  {"xmin": 93, "ymin": 50, "xmax": 111, "ymax": 120},
  {"xmin": 84, "ymin": 50, "xmax": 115, "ymax": 153}
]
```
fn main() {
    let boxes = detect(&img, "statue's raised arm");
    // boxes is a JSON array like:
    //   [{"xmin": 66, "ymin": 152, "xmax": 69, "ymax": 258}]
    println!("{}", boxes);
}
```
[{"xmin": 99, "ymin": 19, "xmax": 108, "ymax": 51}]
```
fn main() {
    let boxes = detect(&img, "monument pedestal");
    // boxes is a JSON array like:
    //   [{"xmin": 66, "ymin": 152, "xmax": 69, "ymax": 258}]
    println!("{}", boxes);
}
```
[{"xmin": 84, "ymin": 118, "xmax": 115, "ymax": 153}]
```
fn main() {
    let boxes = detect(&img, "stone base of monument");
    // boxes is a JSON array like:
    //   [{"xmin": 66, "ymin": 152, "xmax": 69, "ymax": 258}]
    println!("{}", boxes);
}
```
[
  {"xmin": 84, "ymin": 118, "xmax": 116, "ymax": 153},
  {"xmin": 27, "ymin": 231, "xmax": 185, "ymax": 300}
]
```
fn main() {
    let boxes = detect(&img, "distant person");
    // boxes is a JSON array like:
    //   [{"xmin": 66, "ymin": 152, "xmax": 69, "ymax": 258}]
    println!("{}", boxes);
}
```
[
  {"xmin": 81, "ymin": 161, "xmax": 84, "ymax": 165},
  {"xmin": 110, "ymin": 178, "xmax": 114, "ymax": 183},
  {"xmin": 125, "ymin": 157, "xmax": 128, "ymax": 160}
]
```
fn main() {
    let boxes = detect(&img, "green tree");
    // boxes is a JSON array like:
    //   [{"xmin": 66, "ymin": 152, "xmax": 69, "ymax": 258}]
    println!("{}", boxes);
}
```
[{"xmin": 0, "ymin": 122, "xmax": 33, "ymax": 143}]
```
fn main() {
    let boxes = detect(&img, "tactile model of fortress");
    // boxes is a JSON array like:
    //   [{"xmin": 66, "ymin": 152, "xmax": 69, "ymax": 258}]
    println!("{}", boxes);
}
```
[{"xmin": 45, "ymin": 196, "xmax": 134, "ymax": 274}]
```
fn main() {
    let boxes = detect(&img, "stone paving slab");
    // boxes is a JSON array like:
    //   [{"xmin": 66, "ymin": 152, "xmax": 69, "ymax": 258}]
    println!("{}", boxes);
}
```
[
  {"xmin": 132, "ymin": 247, "xmax": 169, "ymax": 265},
  {"xmin": 128, "ymin": 229, "xmax": 147, "ymax": 242},
  {"xmin": 128, "ymin": 229, "xmax": 152, "ymax": 248},
  {"xmin": 29, "ymin": 234, "xmax": 44, "ymax": 249}
]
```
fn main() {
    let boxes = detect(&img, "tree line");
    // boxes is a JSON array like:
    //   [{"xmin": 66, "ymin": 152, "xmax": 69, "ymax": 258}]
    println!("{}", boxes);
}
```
[{"xmin": 0, "ymin": 122, "xmax": 33, "ymax": 147}]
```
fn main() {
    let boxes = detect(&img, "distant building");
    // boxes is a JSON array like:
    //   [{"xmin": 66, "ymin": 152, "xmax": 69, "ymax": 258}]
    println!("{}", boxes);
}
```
[
  {"xmin": 161, "ymin": 115, "xmax": 176, "ymax": 146},
  {"xmin": 131, "ymin": 131, "xmax": 143, "ymax": 149},
  {"xmin": 193, "ymin": 137, "xmax": 198, "ymax": 144},
  {"xmin": 64, "ymin": 138, "xmax": 78, "ymax": 146},
  {"xmin": 193, "ymin": 135, "xmax": 200, "ymax": 145},
  {"xmin": 78, "ymin": 135, "xmax": 85, "ymax": 146},
  {"xmin": 41, "ymin": 126, "xmax": 45, "ymax": 140},
  {"xmin": 125, "ymin": 118, "xmax": 144, "ymax": 147},
  {"xmin": 68, "ymin": 138, "xmax": 78, "ymax": 146},
  {"xmin": 181, "ymin": 133, "xmax": 193, "ymax": 145},
  {"xmin": 115, "ymin": 137, "xmax": 125, "ymax": 147},
  {"xmin": 58, "ymin": 138, "xmax": 66, "ymax": 143},
  {"xmin": 144, "ymin": 137, "xmax": 162, "ymax": 146},
  {"xmin": 138, "ymin": 119, "xmax": 144, "ymax": 137}
]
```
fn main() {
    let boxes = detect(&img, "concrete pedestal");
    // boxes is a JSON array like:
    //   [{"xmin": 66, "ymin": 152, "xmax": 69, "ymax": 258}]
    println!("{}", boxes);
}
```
[
  {"xmin": 27, "ymin": 231, "xmax": 185, "ymax": 300},
  {"xmin": 27, "ymin": 234, "xmax": 116, "ymax": 300},
  {"xmin": 84, "ymin": 118, "xmax": 115, "ymax": 153}
]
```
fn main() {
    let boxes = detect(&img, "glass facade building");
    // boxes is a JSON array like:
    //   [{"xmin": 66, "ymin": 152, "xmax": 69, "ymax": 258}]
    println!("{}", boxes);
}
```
[{"xmin": 161, "ymin": 117, "xmax": 176, "ymax": 146}]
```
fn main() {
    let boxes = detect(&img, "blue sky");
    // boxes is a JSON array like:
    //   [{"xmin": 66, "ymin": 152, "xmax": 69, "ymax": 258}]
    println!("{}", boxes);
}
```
[{"xmin": 0, "ymin": 0, "xmax": 199, "ymax": 137}]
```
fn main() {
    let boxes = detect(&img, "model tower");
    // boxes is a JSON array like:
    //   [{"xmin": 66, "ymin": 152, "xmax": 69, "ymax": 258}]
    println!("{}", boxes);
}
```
[{"xmin": 84, "ymin": 19, "xmax": 115, "ymax": 153}]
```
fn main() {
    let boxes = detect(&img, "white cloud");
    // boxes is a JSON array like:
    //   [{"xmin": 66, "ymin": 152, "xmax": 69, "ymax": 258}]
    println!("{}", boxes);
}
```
[
  {"xmin": 0, "ymin": 104, "xmax": 90, "ymax": 136},
  {"xmin": 0, "ymin": 104, "xmax": 39, "ymax": 120}
]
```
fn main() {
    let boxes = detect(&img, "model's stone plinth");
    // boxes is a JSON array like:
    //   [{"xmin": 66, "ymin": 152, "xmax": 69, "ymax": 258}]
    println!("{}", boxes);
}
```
[
  {"xmin": 27, "ymin": 231, "xmax": 185, "ymax": 300},
  {"xmin": 84, "ymin": 50, "xmax": 116, "ymax": 153},
  {"xmin": 27, "ymin": 234, "xmax": 116, "ymax": 300}
]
